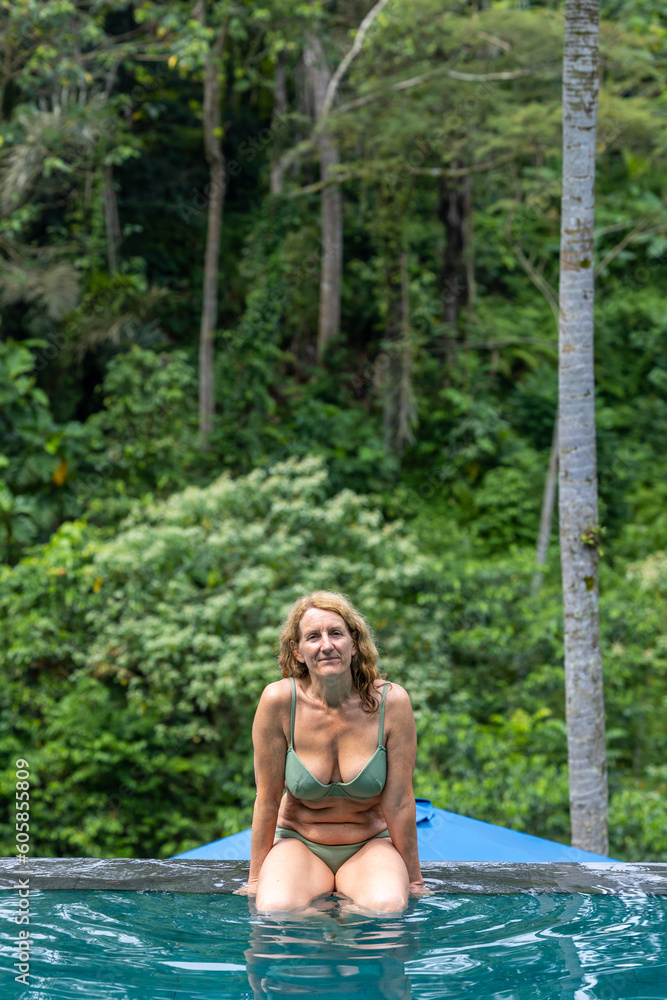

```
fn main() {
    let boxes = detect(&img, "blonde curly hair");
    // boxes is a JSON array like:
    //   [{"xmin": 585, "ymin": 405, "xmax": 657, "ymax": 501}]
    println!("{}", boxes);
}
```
[{"xmin": 278, "ymin": 590, "xmax": 385, "ymax": 713}]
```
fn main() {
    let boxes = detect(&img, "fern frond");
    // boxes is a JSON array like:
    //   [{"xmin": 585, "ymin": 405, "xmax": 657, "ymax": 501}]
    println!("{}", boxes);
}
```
[{"xmin": 0, "ymin": 261, "xmax": 80, "ymax": 320}]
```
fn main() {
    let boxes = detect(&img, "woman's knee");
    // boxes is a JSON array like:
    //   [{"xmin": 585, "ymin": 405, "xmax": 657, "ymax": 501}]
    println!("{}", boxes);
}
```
[
  {"xmin": 335, "ymin": 841, "xmax": 409, "ymax": 912},
  {"xmin": 255, "ymin": 886, "xmax": 299, "ymax": 912},
  {"xmin": 256, "ymin": 877, "xmax": 332, "ymax": 912},
  {"xmin": 256, "ymin": 870, "xmax": 316, "ymax": 912},
  {"xmin": 356, "ymin": 886, "xmax": 408, "ymax": 913},
  {"xmin": 335, "ymin": 868, "xmax": 409, "ymax": 912}
]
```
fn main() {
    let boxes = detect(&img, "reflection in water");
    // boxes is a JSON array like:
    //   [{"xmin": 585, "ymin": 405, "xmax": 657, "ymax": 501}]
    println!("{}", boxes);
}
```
[
  {"xmin": 0, "ymin": 889, "xmax": 666, "ymax": 998},
  {"xmin": 244, "ymin": 894, "xmax": 421, "ymax": 998}
]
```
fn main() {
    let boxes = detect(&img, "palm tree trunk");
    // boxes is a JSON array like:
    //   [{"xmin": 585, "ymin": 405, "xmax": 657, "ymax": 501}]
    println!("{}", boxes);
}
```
[
  {"xmin": 558, "ymin": 0, "xmax": 608, "ymax": 855},
  {"xmin": 198, "ymin": 18, "xmax": 227, "ymax": 441}
]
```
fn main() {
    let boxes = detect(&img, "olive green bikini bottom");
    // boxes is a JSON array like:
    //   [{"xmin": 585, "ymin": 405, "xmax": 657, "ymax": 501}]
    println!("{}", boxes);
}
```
[{"xmin": 274, "ymin": 826, "xmax": 391, "ymax": 875}]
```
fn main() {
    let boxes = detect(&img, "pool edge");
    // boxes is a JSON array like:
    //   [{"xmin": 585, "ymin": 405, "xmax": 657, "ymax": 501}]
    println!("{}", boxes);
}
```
[{"xmin": 1, "ymin": 859, "xmax": 666, "ymax": 895}]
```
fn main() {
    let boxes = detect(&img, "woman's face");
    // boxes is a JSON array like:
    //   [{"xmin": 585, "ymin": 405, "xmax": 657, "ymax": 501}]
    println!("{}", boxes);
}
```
[{"xmin": 293, "ymin": 608, "xmax": 357, "ymax": 675}]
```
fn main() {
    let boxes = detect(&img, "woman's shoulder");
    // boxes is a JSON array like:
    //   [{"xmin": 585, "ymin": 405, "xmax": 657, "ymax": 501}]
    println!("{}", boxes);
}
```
[
  {"xmin": 373, "ymin": 678, "xmax": 411, "ymax": 706},
  {"xmin": 374, "ymin": 680, "xmax": 415, "ymax": 741},
  {"xmin": 253, "ymin": 678, "xmax": 292, "ymax": 738},
  {"xmin": 255, "ymin": 677, "xmax": 292, "ymax": 726},
  {"xmin": 260, "ymin": 677, "xmax": 293, "ymax": 707}
]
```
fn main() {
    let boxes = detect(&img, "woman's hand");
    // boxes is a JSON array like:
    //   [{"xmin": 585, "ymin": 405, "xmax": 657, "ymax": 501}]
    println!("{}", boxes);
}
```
[
  {"xmin": 234, "ymin": 879, "xmax": 258, "ymax": 896},
  {"xmin": 408, "ymin": 880, "xmax": 432, "ymax": 897}
]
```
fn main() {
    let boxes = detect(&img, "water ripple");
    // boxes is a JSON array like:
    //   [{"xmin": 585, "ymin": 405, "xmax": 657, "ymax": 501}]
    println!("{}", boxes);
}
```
[{"xmin": 0, "ymin": 891, "xmax": 665, "ymax": 999}]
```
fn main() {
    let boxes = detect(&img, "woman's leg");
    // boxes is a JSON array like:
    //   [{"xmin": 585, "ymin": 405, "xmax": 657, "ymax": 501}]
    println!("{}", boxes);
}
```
[
  {"xmin": 334, "ymin": 838, "xmax": 409, "ymax": 913},
  {"xmin": 255, "ymin": 838, "xmax": 335, "ymax": 912}
]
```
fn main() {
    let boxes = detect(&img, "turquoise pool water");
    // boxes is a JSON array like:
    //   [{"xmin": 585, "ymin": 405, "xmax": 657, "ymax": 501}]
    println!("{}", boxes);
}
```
[{"xmin": 1, "ymin": 890, "xmax": 666, "ymax": 999}]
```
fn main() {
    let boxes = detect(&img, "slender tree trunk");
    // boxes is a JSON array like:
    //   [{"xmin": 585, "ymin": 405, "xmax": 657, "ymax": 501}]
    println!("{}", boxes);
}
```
[
  {"xmin": 103, "ymin": 164, "xmax": 120, "ymax": 274},
  {"xmin": 375, "ymin": 198, "xmax": 415, "ymax": 454},
  {"xmin": 275, "ymin": 5, "xmax": 388, "ymax": 358},
  {"xmin": 396, "ymin": 248, "xmax": 416, "ymax": 453},
  {"xmin": 463, "ymin": 173, "xmax": 475, "ymax": 336},
  {"xmin": 102, "ymin": 57, "xmax": 121, "ymax": 274},
  {"xmin": 198, "ymin": 17, "xmax": 227, "ymax": 441},
  {"xmin": 318, "ymin": 131, "xmax": 343, "ymax": 358},
  {"xmin": 438, "ymin": 171, "xmax": 467, "ymax": 327},
  {"xmin": 437, "ymin": 168, "xmax": 477, "ymax": 381},
  {"xmin": 558, "ymin": 0, "xmax": 608, "ymax": 854},
  {"xmin": 269, "ymin": 55, "xmax": 287, "ymax": 196},
  {"xmin": 303, "ymin": 32, "xmax": 342, "ymax": 361},
  {"xmin": 378, "ymin": 234, "xmax": 402, "ymax": 453}
]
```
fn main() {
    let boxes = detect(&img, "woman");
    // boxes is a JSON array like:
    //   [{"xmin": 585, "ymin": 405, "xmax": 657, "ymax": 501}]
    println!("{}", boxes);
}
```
[{"xmin": 240, "ymin": 590, "xmax": 425, "ymax": 912}]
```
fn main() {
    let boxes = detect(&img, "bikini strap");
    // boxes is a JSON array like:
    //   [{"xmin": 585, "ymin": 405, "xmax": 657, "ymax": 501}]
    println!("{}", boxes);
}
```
[
  {"xmin": 378, "ymin": 682, "xmax": 389, "ymax": 748},
  {"xmin": 289, "ymin": 675, "xmax": 296, "ymax": 749}
]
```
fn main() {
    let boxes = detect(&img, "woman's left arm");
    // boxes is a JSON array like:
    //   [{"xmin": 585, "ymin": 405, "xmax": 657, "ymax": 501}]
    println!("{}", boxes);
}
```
[{"xmin": 380, "ymin": 684, "xmax": 425, "ymax": 893}]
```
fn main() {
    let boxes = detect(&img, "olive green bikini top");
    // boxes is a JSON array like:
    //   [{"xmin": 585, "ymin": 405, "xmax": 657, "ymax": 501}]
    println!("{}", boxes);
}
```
[{"xmin": 284, "ymin": 675, "xmax": 388, "ymax": 800}]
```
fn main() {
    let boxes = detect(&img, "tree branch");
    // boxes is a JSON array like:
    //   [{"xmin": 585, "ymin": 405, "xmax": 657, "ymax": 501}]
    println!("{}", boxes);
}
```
[
  {"xmin": 270, "ymin": 7, "xmax": 553, "ymax": 195},
  {"xmin": 593, "ymin": 218, "xmax": 653, "ymax": 238},
  {"xmin": 334, "ymin": 59, "xmax": 556, "ymax": 117},
  {"xmin": 319, "ymin": 0, "xmax": 392, "ymax": 121},
  {"xmin": 446, "ymin": 67, "xmax": 550, "ymax": 82},
  {"xmin": 511, "ymin": 242, "xmax": 559, "ymax": 325},
  {"xmin": 635, "ymin": 224, "xmax": 667, "ymax": 238},
  {"xmin": 403, "ymin": 152, "xmax": 523, "ymax": 177},
  {"xmin": 104, "ymin": 54, "xmax": 121, "ymax": 98},
  {"xmin": 476, "ymin": 30, "xmax": 512, "ymax": 52},
  {"xmin": 284, "ymin": 153, "xmax": 519, "ymax": 196},
  {"xmin": 335, "ymin": 61, "xmax": 461, "ymax": 115},
  {"xmin": 595, "ymin": 201, "xmax": 667, "ymax": 277}
]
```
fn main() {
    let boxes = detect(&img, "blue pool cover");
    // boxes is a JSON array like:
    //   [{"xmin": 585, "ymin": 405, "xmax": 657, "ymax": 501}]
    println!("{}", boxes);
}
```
[{"xmin": 172, "ymin": 799, "xmax": 619, "ymax": 863}]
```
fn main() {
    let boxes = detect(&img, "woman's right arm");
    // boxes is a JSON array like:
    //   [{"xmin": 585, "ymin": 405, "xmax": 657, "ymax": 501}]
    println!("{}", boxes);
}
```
[{"xmin": 241, "ymin": 682, "xmax": 288, "ymax": 894}]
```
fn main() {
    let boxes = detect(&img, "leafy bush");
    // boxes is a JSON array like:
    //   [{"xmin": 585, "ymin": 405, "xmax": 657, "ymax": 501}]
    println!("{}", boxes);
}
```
[
  {"xmin": 2, "ymin": 456, "xmax": 666, "ymax": 860},
  {"xmin": 609, "ymin": 771, "xmax": 667, "ymax": 862},
  {"xmin": 66, "ymin": 345, "xmax": 202, "ymax": 523},
  {"xmin": 0, "ymin": 340, "xmax": 88, "ymax": 562},
  {"xmin": 1, "ymin": 457, "xmax": 451, "ymax": 856}
]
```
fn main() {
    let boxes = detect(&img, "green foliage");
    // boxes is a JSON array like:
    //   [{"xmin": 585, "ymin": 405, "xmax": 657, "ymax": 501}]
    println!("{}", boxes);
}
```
[
  {"xmin": 2, "ymin": 458, "xmax": 667, "ymax": 859},
  {"xmin": 0, "ymin": 340, "xmax": 87, "ymax": 562},
  {"xmin": 609, "ymin": 775, "xmax": 667, "ymax": 862},
  {"xmin": 2, "ymin": 0, "xmax": 667, "ymax": 863},
  {"xmin": 414, "ymin": 705, "xmax": 570, "ymax": 844},
  {"xmin": 69, "ymin": 345, "xmax": 202, "ymax": 520},
  {"xmin": 0, "ymin": 458, "xmax": 445, "ymax": 856}
]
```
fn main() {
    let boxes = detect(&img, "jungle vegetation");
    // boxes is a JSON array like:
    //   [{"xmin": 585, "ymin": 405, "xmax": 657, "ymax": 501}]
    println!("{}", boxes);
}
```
[{"xmin": 1, "ymin": 0, "xmax": 666, "ymax": 861}]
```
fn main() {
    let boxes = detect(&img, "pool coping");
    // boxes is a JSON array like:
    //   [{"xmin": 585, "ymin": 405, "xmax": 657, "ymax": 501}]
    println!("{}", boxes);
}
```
[{"xmin": 1, "ymin": 859, "xmax": 666, "ymax": 895}]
